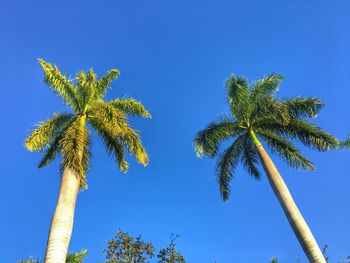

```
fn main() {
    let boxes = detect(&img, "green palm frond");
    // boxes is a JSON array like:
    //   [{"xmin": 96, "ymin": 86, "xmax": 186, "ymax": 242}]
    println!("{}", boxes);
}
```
[
  {"xmin": 241, "ymin": 134, "xmax": 261, "ymax": 179},
  {"xmin": 258, "ymin": 131, "xmax": 314, "ymax": 171},
  {"xmin": 38, "ymin": 135, "xmax": 62, "ymax": 168},
  {"xmin": 339, "ymin": 134, "xmax": 350, "ymax": 149},
  {"xmin": 225, "ymin": 74, "xmax": 250, "ymax": 119},
  {"xmin": 60, "ymin": 116, "xmax": 91, "ymax": 189},
  {"xmin": 281, "ymin": 97, "xmax": 324, "ymax": 119},
  {"xmin": 24, "ymin": 113, "xmax": 74, "ymax": 152},
  {"xmin": 88, "ymin": 102, "xmax": 148, "ymax": 166},
  {"xmin": 216, "ymin": 135, "xmax": 245, "ymax": 201},
  {"xmin": 38, "ymin": 59, "xmax": 79, "ymax": 111},
  {"xmin": 257, "ymin": 119, "xmax": 336, "ymax": 151},
  {"xmin": 251, "ymin": 73, "xmax": 284, "ymax": 98},
  {"xmin": 251, "ymin": 97, "xmax": 290, "ymax": 125},
  {"xmin": 118, "ymin": 125, "xmax": 149, "ymax": 166},
  {"xmin": 194, "ymin": 116, "xmax": 243, "ymax": 158},
  {"xmin": 66, "ymin": 249, "xmax": 88, "ymax": 263},
  {"xmin": 88, "ymin": 114, "xmax": 128, "ymax": 173},
  {"xmin": 94, "ymin": 69, "xmax": 120, "ymax": 99},
  {"xmin": 88, "ymin": 101, "xmax": 127, "ymax": 128},
  {"xmin": 108, "ymin": 98, "xmax": 152, "ymax": 118}
]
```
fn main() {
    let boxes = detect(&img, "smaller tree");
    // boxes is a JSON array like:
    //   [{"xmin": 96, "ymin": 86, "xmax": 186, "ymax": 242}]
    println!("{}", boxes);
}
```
[
  {"xmin": 18, "ymin": 250, "xmax": 87, "ymax": 263},
  {"xmin": 66, "ymin": 250, "xmax": 88, "ymax": 263},
  {"xmin": 103, "ymin": 229, "xmax": 155, "ymax": 263},
  {"xmin": 157, "ymin": 235, "xmax": 185, "ymax": 263},
  {"xmin": 18, "ymin": 258, "xmax": 42, "ymax": 263}
]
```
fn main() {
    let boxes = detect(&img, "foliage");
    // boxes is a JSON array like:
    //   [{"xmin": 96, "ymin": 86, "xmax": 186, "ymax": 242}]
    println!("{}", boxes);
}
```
[
  {"xmin": 103, "ymin": 229, "xmax": 155, "ymax": 263},
  {"xmin": 18, "ymin": 250, "xmax": 87, "ymax": 263},
  {"xmin": 103, "ymin": 230, "xmax": 186, "ymax": 263},
  {"xmin": 271, "ymin": 258, "xmax": 278, "ymax": 263},
  {"xmin": 157, "ymin": 235, "xmax": 185, "ymax": 263},
  {"xmin": 338, "ymin": 134, "xmax": 350, "ymax": 149},
  {"xmin": 18, "ymin": 257, "xmax": 43, "ymax": 263},
  {"xmin": 24, "ymin": 59, "xmax": 151, "ymax": 189},
  {"xmin": 66, "ymin": 249, "xmax": 88, "ymax": 263},
  {"xmin": 194, "ymin": 73, "xmax": 337, "ymax": 200}
]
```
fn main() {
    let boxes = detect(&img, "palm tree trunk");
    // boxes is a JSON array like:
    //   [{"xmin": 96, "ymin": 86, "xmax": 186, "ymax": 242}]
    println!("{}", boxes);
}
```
[
  {"xmin": 44, "ymin": 167, "xmax": 80, "ymax": 263},
  {"xmin": 250, "ymin": 131, "xmax": 326, "ymax": 263}
]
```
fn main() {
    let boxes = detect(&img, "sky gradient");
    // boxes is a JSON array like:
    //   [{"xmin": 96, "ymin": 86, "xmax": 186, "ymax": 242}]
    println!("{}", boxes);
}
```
[{"xmin": 1, "ymin": 1, "xmax": 349, "ymax": 262}]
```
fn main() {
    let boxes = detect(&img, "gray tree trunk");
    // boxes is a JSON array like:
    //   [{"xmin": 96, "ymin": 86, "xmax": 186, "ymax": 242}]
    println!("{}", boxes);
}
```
[
  {"xmin": 44, "ymin": 167, "xmax": 80, "ymax": 263},
  {"xmin": 255, "ymin": 143, "xmax": 326, "ymax": 263}
]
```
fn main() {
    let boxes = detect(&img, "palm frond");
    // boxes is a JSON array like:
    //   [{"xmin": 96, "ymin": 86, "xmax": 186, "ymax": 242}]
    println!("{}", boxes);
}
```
[
  {"xmin": 75, "ymin": 70, "xmax": 97, "ymax": 111},
  {"xmin": 88, "ymin": 101, "xmax": 126, "ymax": 128},
  {"xmin": 281, "ymin": 97, "xmax": 324, "ymax": 119},
  {"xmin": 216, "ymin": 134, "xmax": 245, "ymax": 201},
  {"xmin": 108, "ymin": 98, "xmax": 152, "ymax": 118},
  {"xmin": 38, "ymin": 59, "xmax": 79, "ymax": 111},
  {"xmin": 118, "ymin": 125, "xmax": 149, "ymax": 166},
  {"xmin": 241, "ymin": 134, "xmax": 261, "ymax": 179},
  {"xmin": 66, "ymin": 249, "xmax": 88, "ymax": 263},
  {"xmin": 88, "ymin": 102, "xmax": 148, "ymax": 166},
  {"xmin": 251, "ymin": 97, "xmax": 290, "ymax": 125},
  {"xmin": 59, "ymin": 116, "xmax": 91, "ymax": 189},
  {"xmin": 251, "ymin": 73, "xmax": 284, "ymax": 98},
  {"xmin": 258, "ymin": 131, "xmax": 315, "ymax": 171},
  {"xmin": 24, "ymin": 113, "xmax": 74, "ymax": 152},
  {"xmin": 89, "ymin": 116, "xmax": 128, "ymax": 173},
  {"xmin": 257, "ymin": 119, "xmax": 337, "ymax": 151},
  {"xmin": 94, "ymin": 69, "xmax": 120, "ymax": 99},
  {"xmin": 339, "ymin": 134, "xmax": 350, "ymax": 149},
  {"xmin": 38, "ymin": 135, "xmax": 61, "ymax": 168},
  {"xmin": 225, "ymin": 74, "xmax": 250, "ymax": 118},
  {"xmin": 194, "ymin": 116, "xmax": 243, "ymax": 158}
]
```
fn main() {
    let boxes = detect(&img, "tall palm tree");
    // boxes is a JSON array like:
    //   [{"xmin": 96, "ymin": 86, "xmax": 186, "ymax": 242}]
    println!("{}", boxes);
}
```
[
  {"xmin": 24, "ymin": 59, "xmax": 151, "ymax": 263},
  {"xmin": 194, "ymin": 74, "xmax": 337, "ymax": 263}
]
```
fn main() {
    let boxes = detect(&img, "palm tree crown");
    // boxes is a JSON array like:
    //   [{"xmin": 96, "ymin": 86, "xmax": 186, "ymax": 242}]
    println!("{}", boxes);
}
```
[
  {"xmin": 194, "ymin": 73, "xmax": 337, "ymax": 200},
  {"xmin": 25, "ymin": 59, "xmax": 151, "ymax": 189}
]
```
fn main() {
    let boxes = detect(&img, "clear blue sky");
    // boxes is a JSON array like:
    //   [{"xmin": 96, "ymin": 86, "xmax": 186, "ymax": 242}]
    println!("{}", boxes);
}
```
[{"xmin": 1, "ymin": 1, "xmax": 349, "ymax": 262}]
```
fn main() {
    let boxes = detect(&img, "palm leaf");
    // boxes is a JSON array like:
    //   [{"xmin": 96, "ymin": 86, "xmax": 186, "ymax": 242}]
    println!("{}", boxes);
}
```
[
  {"xmin": 88, "ymin": 102, "xmax": 148, "ymax": 166},
  {"xmin": 194, "ymin": 116, "xmax": 243, "ymax": 158},
  {"xmin": 251, "ymin": 73, "xmax": 284, "ymax": 98},
  {"xmin": 258, "ymin": 131, "xmax": 314, "ymax": 171},
  {"xmin": 241, "ymin": 134, "xmax": 261, "ymax": 179},
  {"xmin": 89, "ymin": 115, "xmax": 128, "ymax": 173},
  {"xmin": 24, "ymin": 113, "xmax": 74, "ymax": 152},
  {"xmin": 60, "ymin": 116, "xmax": 91, "ymax": 189},
  {"xmin": 216, "ymin": 134, "xmax": 245, "ymax": 201},
  {"xmin": 225, "ymin": 74, "xmax": 250, "ymax": 119},
  {"xmin": 66, "ymin": 249, "xmax": 88, "ymax": 263},
  {"xmin": 38, "ymin": 59, "xmax": 79, "ymax": 111},
  {"xmin": 257, "ymin": 119, "xmax": 337, "ymax": 151},
  {"xmin": 108, "ymin": 98, "xmax": 152, "ymax": 118},
  {"xmin": 339, "ymin": 134, "xmax": 350, "ymax": 149},
  {"xmin": 94, "ymin": 69, "xmax": 120, "ymax": 99},
  {"xmin": 281, "ymin": 97, "xmax": 324, "ymax": 119}
]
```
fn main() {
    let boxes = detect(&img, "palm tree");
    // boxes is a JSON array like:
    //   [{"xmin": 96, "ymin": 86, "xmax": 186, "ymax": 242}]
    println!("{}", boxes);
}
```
[
  {"xmin": 194, "ymin": 74, "xmax": 337, "ymax": 263},
  {"xmin": 24, "ymin": 59, "xmax": 151, "ymax": 263}
]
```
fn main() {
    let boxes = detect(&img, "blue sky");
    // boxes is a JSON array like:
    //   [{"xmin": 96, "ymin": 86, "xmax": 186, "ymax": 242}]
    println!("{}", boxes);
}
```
[{"xmin": 1, "ymin": 0, "xmax": 349, "ymax": 262}]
